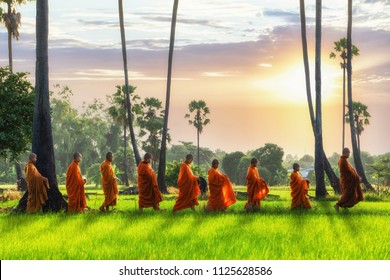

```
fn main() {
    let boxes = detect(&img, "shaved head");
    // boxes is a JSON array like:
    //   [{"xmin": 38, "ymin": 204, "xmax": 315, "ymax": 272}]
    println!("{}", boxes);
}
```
[
  {"xmin": 342, "ymin": 147, "xmax": 351, "ymax": 158},
  {"xmin": 144, "ymin": 153, "xmax": 152, "ymax": 160},
  {"xmin": 73, "ymin": 152, "xmax": 82, "ymax": 160},
  {"xmin": 293, "ymin": 163, "xmax": 300, "ymax": 171},
  {"xmin": 29, "ymin": 153, "xmax": 37, "ymax": 160}
]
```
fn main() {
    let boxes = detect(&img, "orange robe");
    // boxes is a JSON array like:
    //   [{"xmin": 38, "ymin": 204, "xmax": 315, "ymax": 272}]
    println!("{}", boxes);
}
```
[
  {"xmin": 138, "ymin": 161, "xmax": 163, "ymax": 208},
  {"xmin": 173, "ymin": 162, "xmax": 200, "ymax": 211},
  {"xmin": 25, "ymin": 161, "xmax": 49, "ymax": 213},
  {"xmin": 66, "ymin": 160, "xmax": 87, "ymax": 212},
  {"xmin": 245, "ymin": 166, "xmax": 269, "ymax": 209},
  {"xmin": 290, "ymin": 171, "xmax": 311, "ymax": 209},
  {"xmin": 100, "ymin": 160, "xmax": 118, "ymax": 207},
  {"xmin": 207, "ymin": 167, "xmax": 236, "ymax": 211},
  {"xmin": 336, "ymin": 156, "xmax": 364, "ymax": 208}
]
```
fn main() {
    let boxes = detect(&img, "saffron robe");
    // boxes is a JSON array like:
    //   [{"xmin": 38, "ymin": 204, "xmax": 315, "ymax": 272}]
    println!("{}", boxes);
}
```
[
  {"xmin": 173, "ymin": 163, "xmax": 200, "ymax": 211},
  {"xmin": 137, "ymin": 161, "xmax": 163, "ymax": 208},
  {"xmin": 207, "ymin": 167, "xmax": 236, "ymax": 211},
  {"xmin": 290, "ymin": 171, "xmax": 311, "ymax": 209},
  {"xmin": 25, "ymin": 161, "xmax": 49, "ymax": 213},
  {"xmin": 100, "ymin": 160, "xmax": 118, "ymax": 207},
  {"xmin": 245, "ymin": 166, "xmax": 269, "ymax": 209},
  {"xmin": 66, "ymin": 160, "xmax": 87, "ymax": 212}
]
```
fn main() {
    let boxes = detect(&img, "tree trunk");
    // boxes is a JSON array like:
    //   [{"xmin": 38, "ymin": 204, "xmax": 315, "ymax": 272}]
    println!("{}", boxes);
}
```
[
  {"xmin": 314, "ymin": 0, "xmax": 327, "ymax": 197},
  {"xmin": 197, "ymin": 127, "xmax": 200, "ymax": 167},
  {"xmin": 15, "ymin": 161, "xmax": 27, "ymax": 192},
  {"xmin": 342, "ymin": 61, "xmax": 346, "ymax": 151},
  {"xmin": 346, "ymin": 0, "xmax": 373, "ymax": 191},
  {"xmin": 7, "ymin": 3, "xmax": 13, "ymax": 72},
  {"xmin": 118, "ymin": 0, "xmax": 141, "ymax": 166},
  {"xmin": 300, "ymin": 0, "xmax": 340, "ymax": 194},
  {"xmin": 18, "ymin": 0, "xmax": 67, "ymax": 212},
  {"xmin": 157, "ymin": 0, "xmax": 179, "ymax": 194},
  {"xmin": 123, "ymin": 123, "xmax": 129, "ymax": 186}
]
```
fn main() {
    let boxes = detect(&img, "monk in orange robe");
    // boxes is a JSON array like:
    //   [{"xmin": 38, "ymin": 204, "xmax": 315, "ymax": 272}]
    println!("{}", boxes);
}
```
[
  {"xmin": 173, "ymin": 154, "xmax": 200, "ymax": 212},
  {"xmin": 245, "ymin": 158, "xmax": 269, "ymax": 211},
  {"xmin": 207, "ymin": 159, "xmax": 236, "ymax": 212},
  {"xmin": 334, "ymin": 147, "xmax": 364, "ymax": 212},
  {"xmin": 25, "ymin": 153, "xmax": 49, "ymax": 213},
  {"xmin": 290, "ymin": 163, "xmax": 311, "ymax": 210},
  {"xmin": 99, "ymin": 152, "xmax": 118, "ymax": 212},
  {"xmin": 66, "ymin": 152, "xmax": 87, "ymax": 213},
  {"xmin": 138, "ymin": 153, "xmax": 163, "ymax": 213}
]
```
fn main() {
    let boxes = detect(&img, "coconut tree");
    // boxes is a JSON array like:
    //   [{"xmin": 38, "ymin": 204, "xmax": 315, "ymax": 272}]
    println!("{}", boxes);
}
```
[
  {"xmin": 1, "ymin": 0, "xmax": 26, "ymax": 72},
  {"xmin": 18, "ymin": 0, "xmax": 67, "ymax": 212},
  {"xmin": 299, "ymin": 0, "xmax": 340, "ymax": 195},
  {"xmin": 185, "ymin": 100, "xmax": 210, "ymax": 167},
  {"xmin": 118, "ymin": 0, "xmax": 141, "ymax": 166},
  {"xmin": 157, "ymin": 0, "xmax": 179, "ymax": 193},
  {"xmin": 346, "ymin": 0, "xmax": 373, "ymax": 191},
  {"xmin": 330, "ymin": 37, "xmax": 359, "ymax": 151}
]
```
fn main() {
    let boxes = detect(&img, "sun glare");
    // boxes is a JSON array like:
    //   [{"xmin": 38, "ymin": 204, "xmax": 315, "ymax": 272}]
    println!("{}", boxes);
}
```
[{"xmin": 253, "ymin": 62, "xmax": 341, "ymax": 104}]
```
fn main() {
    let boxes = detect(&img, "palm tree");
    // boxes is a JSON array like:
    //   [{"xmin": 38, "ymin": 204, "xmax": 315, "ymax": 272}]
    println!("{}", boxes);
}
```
[
  {"xmin": 330, "ymin": 37, "xmax": 359, "ymax": 151},
  {"xmin": 18, "ymin": 0, "xmax": 67, "ymax": 212},
  {"xmin": 313, "ymin": 0, "xmax": 327, "ymax": 197},
  {"xmin": 185, "ymin": 100, "xmax": 210, "ymax": 167},
  {"xmin": 346, "ymin": 101, "xmax": 370, "ymax": 152},
  {"xmin": 346, "ymin": 0, "xmax": 373, "ymax": 191},
  {"xmin": 157, "ymin": 0, "xmax": 179, "ymax": 194},
  {"xmin": 1, "ymin": 0, "xmax": 25, "ymax": 72},
  {"xmin": 300, "ymin": 0, "xmax": 341, "ymax": 194},
  {"xmin": 118, "ymin": 0, "xmax": 141, "ymax": 166}
]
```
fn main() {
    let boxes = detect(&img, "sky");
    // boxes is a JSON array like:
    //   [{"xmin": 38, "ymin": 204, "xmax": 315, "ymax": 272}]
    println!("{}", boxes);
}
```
[{"xmin": 1, "ymin": 0, "xmax": 389, "ymax": 158}]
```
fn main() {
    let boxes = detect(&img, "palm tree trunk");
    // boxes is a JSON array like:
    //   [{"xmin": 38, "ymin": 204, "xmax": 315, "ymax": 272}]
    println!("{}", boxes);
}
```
[
  {"xmin": 346, "ymin": 0, "xmax": 373, "ymax": 191},
  {"xmin": 18, "ymin": 0, "xmax": 67, "ymax": 212},
  {"xmin": 300, "ymin": 0, "xmax": 340, "ymax": 194},
  {"xmin": 314, "ymin": 0, "xmax": 326, "ymax": 197},
  {"xmin": 7, "ymin": 2, "xmax": 13, "ymax": 72},
  {"xmin": 342, "ymin": 61, "xmax": 346, "ymax": 150},
  {"xmin": 123, "ymin": 123, "xmax": 129, "ymax": 186},
  {"xmin": 157, "ymin": 0, "xmax": 179, "ymax": 193},
  {"xmin": 118, "ymin": 0, "xmax": 141, "ymax": 166},
  {"xmin": 197, "ymin": 128, "xmax": 200, "ymax": 167}
]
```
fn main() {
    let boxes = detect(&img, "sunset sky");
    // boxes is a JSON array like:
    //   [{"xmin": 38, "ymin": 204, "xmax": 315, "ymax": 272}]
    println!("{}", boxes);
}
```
[{"xmin": 1, "ymin": 0, "xmax": 389, "ymax": 157}]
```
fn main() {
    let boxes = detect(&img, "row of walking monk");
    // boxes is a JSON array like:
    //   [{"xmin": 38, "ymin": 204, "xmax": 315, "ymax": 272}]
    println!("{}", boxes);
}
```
[{"xmin": 24, "ymin": 147, "xmax": 363, "ymax": 214}]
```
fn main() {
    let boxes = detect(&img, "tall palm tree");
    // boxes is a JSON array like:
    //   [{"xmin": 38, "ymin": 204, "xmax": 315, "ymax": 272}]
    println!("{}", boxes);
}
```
[
  {"xmin": 300, "ymin": 0, "xmax": 341, "ymax": 194},
  {"xmin": 330, "ymin": 37, "xmax": 359, "ymax": 151},
  {"xmin": 1, "ymin": 0, "xmax": 25, "ymax": 72},
  {"xmin": 346, "ymin": 0, "xmax": 373, "ymax": 191},
  {"xmin": 313, "ymin": 0, "xmax": 326, "ymax": 197},
  {"xmin": 157, "ymin": 0, "xmax": 179, "ymax": 193},
  {"xmin": 18, "ymin": 0, "xmax": 67, "ymax": 212},
  {"xmin": 118, "ymin": 0, "xmax": 141, "ymax": 166},
  {"xmin": 185, "ymin": 100, "xmax": 210, "ymax": 167}
]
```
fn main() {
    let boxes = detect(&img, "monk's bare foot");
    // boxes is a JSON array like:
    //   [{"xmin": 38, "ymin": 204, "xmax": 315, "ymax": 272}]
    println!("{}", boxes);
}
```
[
  {"xmin": 105, "ymin": 206, "xmax": 109, "ymax": 211},
  {"xmin": 99, "ymin": 205, "xmax": 105, "ymax": 212},
  {"xmin": 334, "ymin": 204, "xmax": 339, "ymax": 212},
  {"xmin": 190, "ymin": 206, "xmax": 196, "ymax": 212}
]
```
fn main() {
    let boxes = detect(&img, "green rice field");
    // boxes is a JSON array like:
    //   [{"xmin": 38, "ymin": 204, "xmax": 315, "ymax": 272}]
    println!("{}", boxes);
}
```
[{"xmin": 0, "ymin": 185, "xmax": 389, "ymax": 260}]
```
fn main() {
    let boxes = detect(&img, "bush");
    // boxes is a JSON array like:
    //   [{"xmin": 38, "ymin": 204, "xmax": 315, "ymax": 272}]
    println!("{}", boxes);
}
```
[{"xmin": 165, "ymin": 160, "xmax": 207, "ymax": 187}]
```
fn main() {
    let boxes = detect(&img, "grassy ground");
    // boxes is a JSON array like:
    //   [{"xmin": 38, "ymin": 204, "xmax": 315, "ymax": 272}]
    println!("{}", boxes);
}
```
[{"xmin": 0, "ymin": 185, "xmax": 389, "ymax": 260}]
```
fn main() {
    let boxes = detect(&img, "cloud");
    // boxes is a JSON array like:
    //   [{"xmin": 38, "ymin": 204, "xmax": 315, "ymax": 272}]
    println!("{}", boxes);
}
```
[{"xmin": 142, "ymin": 16, "xmax": 231, "ymax": 30}]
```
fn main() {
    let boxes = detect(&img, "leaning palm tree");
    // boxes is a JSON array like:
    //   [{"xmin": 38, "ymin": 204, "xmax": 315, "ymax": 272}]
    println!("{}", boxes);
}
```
[
  {"xmin": 300, "ymin": 0, "xmax": 341, "ymax": 195},
  {"xmin": 118, "ymin": 0, "xmax": 141, "ymax": 166},
  {"xmin": 346, "ymin": 0, "xmax": 373, "ymax": 191},
  {"xmin": 18, "ymin": 0, "xmax": 67, "ymax": 212},
  {"xmin": 1, "ymin": 0, "xmax": 25, "ymax": 72},
  {"xmin": 157, "ymin": 0, "xmax": 179, "ymax": 193},
  {"xmin": 330, "ymin": 37, "xmax": 359, "ymax": 151}
]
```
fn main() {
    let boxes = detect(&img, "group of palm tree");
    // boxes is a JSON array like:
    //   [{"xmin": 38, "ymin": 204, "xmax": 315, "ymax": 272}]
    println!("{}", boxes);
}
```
[{"xmin": 5, "ymin": 0, "xmax": 372, "ymax": 211}]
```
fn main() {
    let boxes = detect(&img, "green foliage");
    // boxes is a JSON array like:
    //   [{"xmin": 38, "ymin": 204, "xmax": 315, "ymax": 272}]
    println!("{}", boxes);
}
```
[
  {"xmin": 167, "ymin": 141, "xmax": 215, "ymax": 168},
  {"xmin": 0, "ymin": 67, "xmax": 34, "ymax": 160},
  {"xmin": 221, "ymin": 151, "xmax": 245, "ymax": 184},
  {"xmin": 165, "ymin": 160, "xmax": 206, "ymax": 187},
  {"xmin": 251, "ymin": 143, "xmax": 287, "ymax": 185},
  {"xmin": 369, "ymin": 153, "xmax": 390, "ymax": 186},
  {"xmin": 330, "ymin": 37, "xmax": 360, "ymax": 66},
  {"xmin": 184, "ymin": 100, "xmax": 210, "ymax": 134},
  {"xmin": 298, "ymin": 154, "xmax": 314, "ymax": 169},
  {"xmin": 346, "ymin": 101, "xmax": 371, "ymax": 138}
]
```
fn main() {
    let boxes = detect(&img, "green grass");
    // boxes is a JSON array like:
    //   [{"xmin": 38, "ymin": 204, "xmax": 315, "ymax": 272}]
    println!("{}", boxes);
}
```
[{"xmin": 1, "ymin": 185, "xmax": 390, "ymax": 260}]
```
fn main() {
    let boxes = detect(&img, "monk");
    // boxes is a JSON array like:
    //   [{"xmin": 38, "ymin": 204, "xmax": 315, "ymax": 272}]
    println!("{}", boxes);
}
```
[
  {"xmin": 334, "ymin": 147, "xmax": 364, "ymax": 212},
  {"xmin": 245, "ymin": 158, "xmax": 269, "ymax": 211},
  {"xmin": 99, "ymin": 152, "xmax": 118, "ymax": 212},
  {"xmin": 25, "ymin": 153, "xmax": 49, "ymax": 213},
  {"xmin": 66, "ymin": 152, "xmax": 87, "ymax": 213},
  {"xmin": 173, "ymin": 154, "xmax": 201, "ymax": 212},
  {"xmin": 207, "ymin": 159, "xmax": 236, "ymax": 212},
  {"xmin": 138, "ymin": 153, "xmax": 163, "ymax": 213},
  {"xmin": 290, "ymin": 163, "xmax": 311, "ymax": 210}
]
